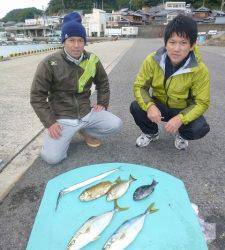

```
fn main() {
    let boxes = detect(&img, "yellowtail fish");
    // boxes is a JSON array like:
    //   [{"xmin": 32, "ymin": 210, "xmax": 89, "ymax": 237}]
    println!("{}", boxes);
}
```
[
  {"xmin": 103, "ymin": 203, "xmax": 158, "ymax": 250},
  {"xmin": 79, "ymin": 181, "xmax": 113, "ymax": 201},
  {"xmin": 106, "ymin": 175, "xmax": 137, "ymax": 201},
  {"xmin": 66, "ymin": 200, "xmax": 128, "ymax": 250}
]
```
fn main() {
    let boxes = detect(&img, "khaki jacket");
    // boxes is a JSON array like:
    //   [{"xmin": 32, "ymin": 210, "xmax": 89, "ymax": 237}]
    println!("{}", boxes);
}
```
[{"xmin": 30, "ymin": 49, "xmax": 109, "ymax": 128}]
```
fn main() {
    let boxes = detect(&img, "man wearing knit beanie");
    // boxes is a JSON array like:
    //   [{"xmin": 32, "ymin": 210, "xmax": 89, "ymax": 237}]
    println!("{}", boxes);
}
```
[{"xmin": 30, "ymin": 12, "xmax": 122, "ymax": 165}]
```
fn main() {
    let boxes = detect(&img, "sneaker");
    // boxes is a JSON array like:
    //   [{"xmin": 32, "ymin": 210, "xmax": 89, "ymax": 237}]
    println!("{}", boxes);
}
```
[
  {"xmin": 79, "ymin": 131, "xmax": 101, "ymax": 148},
  {"xmin": 175, "ymin": 135, "xmax": 188, "ymax": 150},
  {"xmin": 136, "ymin": 133, "xmax": 159, "ymax": 147}
]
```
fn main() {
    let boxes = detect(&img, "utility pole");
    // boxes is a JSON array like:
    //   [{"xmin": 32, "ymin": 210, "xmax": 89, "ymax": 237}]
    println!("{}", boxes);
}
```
[
  {"xmin": 102, "ymin": 0, "xmax": 104, "ymax": 10},
  {"xmin": 61, "ymin": 0, "xmax": 65, "ymax": 14},
  {"xmin": 42, "ymin": 5, "xmax": 46, "ymax": 37},
  {"xmin": 202, "ymin": 0, "xmax": 206, "ymax": 7},
  {"xmin": 221, "ymin": 0, "xmax": 225, "ymax": 11}
]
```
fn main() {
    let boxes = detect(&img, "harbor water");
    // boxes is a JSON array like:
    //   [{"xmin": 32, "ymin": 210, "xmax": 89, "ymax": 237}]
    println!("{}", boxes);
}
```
[{"xmin": 0, "ymin": 43, "xmax": 61, "ymax": 57}]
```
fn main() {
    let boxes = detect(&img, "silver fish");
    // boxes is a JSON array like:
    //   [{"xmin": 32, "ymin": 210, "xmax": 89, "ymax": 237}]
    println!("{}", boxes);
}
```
[
  {"xmin": 133, "ymin": 179, "xmax": 158, "ymax": 201},
  {"xmin": 55, "ymin": 168, "xmax": 119, "ymax": 210},
  {"xmin": 67, "ymin": 200, "xmax": 128, "ymax": 250},
  {"xmin": 106, "ymin": 175, "xmax": 137, "ymax": 201},
  {"xmin": 103, "ymin": 203, "xmax": 158, "ymax": 250}
]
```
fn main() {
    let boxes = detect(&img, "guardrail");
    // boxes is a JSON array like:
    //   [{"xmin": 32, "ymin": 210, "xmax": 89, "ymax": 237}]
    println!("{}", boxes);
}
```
[{"xmin": 0, "ymin": 46, "xmax": 62, "ymax": 61}]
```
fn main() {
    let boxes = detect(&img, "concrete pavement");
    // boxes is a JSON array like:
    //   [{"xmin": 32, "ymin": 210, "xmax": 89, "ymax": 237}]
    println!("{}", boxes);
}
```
[
  {"xmin": 0, "ymin": 39, "xmax": 135, "ymax": 202},
  {"xmin": 0, "ymin": 39, "xmax": 225, "ymax": 250}
]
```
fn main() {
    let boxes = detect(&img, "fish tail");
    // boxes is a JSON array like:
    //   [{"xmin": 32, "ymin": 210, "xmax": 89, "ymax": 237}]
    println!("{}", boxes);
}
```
[
  {"xmin": 151, "ymin": 179, "xmax": 158, "ymax": 187},
  {"xmin": 146, "ymin": 203, "xmax": 158, "ymax": 214},
  {"xmin": 129, "ymin": 174, "xmax": 137, "ymax": 182},
  {"xmin": 114, "ymin": 176, "xmax": 121, "ymax": 183},
  {"xmin": 114, "ymin": 199, "xmax": 129, "ymax": 211},
  {"xmin": 55, "ymin": 191, "xmax": 64, "ymax": 211}
]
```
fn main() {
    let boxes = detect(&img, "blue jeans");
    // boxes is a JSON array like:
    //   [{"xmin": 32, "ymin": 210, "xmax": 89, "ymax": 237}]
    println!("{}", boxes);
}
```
[{"xmin": 130, "ymin": 100, "xmax": 210, "ymax": 140}]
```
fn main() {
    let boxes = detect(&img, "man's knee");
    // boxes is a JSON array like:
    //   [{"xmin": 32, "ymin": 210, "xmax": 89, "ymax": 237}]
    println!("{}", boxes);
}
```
[
  {"xmin": 130, "ymin": 101, "xmax": 141, "ymax": 116},
  {"xmin": 180, "ymin": 117, "xmax": 210, "ymax": 140},
  {"xmin": 40, "ymin": 149, "xmax": 66, "ymax": 165},
  {"xmin": 108, "ymin": 116, "xmax": 123, "ymax": 133}
]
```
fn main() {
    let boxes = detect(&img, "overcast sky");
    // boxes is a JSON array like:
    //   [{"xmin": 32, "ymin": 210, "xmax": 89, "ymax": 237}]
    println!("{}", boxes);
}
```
[{"xmin": 0, "ymin": 0, "xmax": 50, "ymax": 18}]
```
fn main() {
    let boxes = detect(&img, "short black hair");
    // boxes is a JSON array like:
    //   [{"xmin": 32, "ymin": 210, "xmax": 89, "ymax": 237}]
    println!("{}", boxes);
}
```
[{"xmin": 164, "ymin": 14, "xmax": 198, "ymax": 46}]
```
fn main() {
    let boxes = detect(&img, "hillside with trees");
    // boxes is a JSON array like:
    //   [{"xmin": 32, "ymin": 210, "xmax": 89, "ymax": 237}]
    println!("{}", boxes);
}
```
[
  {"xmin": 1, "ymin": 8, "xmax": 43, "ymax": 23},
  {"xmin": 1, "ymin": 0, "xmax": 224, "ymax": 22},
  {"xmin": 46, "ymin": 0, "xmax": 224, "ymax": 15}
]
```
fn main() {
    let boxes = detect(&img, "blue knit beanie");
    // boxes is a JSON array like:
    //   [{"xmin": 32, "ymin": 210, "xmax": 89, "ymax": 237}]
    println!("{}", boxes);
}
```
[{"xmin": 61, "ymin": 12, "xmax": 86, "ymax": 43}]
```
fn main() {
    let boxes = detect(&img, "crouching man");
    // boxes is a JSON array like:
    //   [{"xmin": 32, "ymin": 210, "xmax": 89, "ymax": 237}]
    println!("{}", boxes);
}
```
[
  {"xmin": 30, "ymin": 12, "xmax": 122, "ymax": 164},
  {"xmin": 130, "ymin": 15, "xmax": 210, "ymax": 150}
]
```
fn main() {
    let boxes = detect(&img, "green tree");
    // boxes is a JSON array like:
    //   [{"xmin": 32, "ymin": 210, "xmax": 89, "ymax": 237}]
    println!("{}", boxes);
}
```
[
  {"xmin": 131, "ymin": 0, "xmax": 143, "ymax": 10},
  {"xmin": 116, "ymin": 0, "xmax": 130, "ymax": 9},
  {"xmin": 2, "ymin": 8, "xmax": 43, "ymax": 22}
]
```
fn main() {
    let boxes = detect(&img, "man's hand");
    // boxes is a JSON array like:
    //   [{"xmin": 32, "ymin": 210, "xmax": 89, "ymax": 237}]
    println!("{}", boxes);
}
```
[
  {"xmin": 93, "ymin": 104, "xmax": 105, "ymax": 112},
  {"xmin": 164, "ymin": 115, "xmax": 182, "ymax": 134},
  {"xmin": 48, "ymin": 122, "xmax": 63, "ymax": 139},
  {"xmin": 147, "ymin": 104, "xmax": 162, "ymax": 123}
]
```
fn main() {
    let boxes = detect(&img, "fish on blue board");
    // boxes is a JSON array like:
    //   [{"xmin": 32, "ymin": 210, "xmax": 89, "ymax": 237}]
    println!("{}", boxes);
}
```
[
  {"xmin": 66, "ymin": 200, "xmax": 128, "ymax": 250},
  {"xmin": 55, "ymin": 168, "xmax": 119, "ymax": 210},
  {"xmin": 106, "ymin": 175, "xmax": 137, "ymax": 201},
  {"xmin": 103, "ymin": 203, "xmax": 158, "ymax": 250},
  {"xmin": 79, "ymin": 181, "xmax": 113, "ymax": 201},
  {"xmin": 133, "ymin": 179, "xmax": 158, "ymax": 201}
]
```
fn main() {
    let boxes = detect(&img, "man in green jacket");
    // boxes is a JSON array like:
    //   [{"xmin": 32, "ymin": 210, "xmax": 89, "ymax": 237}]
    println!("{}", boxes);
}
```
[
  {"xmin": 30, "ymin": 12, "xmax": 122, "ymax": 164},
  {"xmin": 130, "ymin": 15, "xmax": 210, "ymax": 150}
]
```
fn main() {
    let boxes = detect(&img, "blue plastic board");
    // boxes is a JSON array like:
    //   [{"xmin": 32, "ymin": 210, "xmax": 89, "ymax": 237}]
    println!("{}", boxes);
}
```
[{"xmin": 26, "ymin": 163, "xmax": 207, "ymax": 250}]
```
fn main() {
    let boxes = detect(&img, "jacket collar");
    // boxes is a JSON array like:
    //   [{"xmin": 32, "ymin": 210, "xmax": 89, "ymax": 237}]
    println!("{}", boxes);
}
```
[
  {"xmin": 153, "ymin": 47, "xmax": 198, "ymax": 74},
  {"xmin": 61, "ymin": 49, "xmax": 89, "ymax": 65}
]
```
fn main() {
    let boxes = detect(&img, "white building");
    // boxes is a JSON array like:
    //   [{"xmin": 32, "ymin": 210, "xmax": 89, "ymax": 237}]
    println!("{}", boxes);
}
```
[
  {"xmin": 165, "ymin": 2, "xmax": 186, "ymax": 11},
  {"xmin": 83, "ymin": 8, "xmax": 106, "ymax": 37},
  {"xmin": 0, "ymin": 31, "xmax": 7, "ymax": 42},
  {"xmin": 25, "ymin": 16, "xmax": 60, "ymax": 27},
  {"xmin": 105, "ymin": 26, "xmax": 138, "ymax": 37},
  {"xmin": 121, "ymin": 26, "xmax": 138, "ymax": 36}
]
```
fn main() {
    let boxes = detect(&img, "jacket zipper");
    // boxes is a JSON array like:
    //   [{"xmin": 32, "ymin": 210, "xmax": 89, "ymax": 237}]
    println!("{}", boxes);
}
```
[
  {"xmin": 74, "ymin": 69, "xmax": 80, "ymax": 119},
  {"xmin": 164, "ymin": 77, "xmax": 172, "ymax": 106}
]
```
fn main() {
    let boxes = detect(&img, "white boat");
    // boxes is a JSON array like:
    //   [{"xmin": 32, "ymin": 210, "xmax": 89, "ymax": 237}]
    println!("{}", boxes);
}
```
[{"xmin": 14, "ymin": 34, "xmax": 33, "ymax": 42}]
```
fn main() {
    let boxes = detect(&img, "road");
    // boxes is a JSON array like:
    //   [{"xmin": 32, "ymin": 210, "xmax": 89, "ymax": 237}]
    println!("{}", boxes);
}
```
[{"xmin": 0, "ymin": 39, "xmax": 225, "ymax": 250}]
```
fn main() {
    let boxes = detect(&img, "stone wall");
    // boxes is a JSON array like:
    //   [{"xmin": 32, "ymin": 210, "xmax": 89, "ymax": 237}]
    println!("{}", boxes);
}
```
[{"xmin": 138, "ymin": 24, "xmax": 225, "ymax": 38}]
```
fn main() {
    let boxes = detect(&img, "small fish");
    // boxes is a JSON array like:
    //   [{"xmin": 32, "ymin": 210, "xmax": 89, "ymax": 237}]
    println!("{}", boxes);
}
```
[
  {"xmin": 79, "ymin": 181, "xmax": 113, "ymax": 201},
  {"xmin": 103, "ymin": 203, "xmax": 158, "ymax": 250},
  {"xmin": 133, "ymin": 179, "xmax": 158, "ymax": 201},
  {"xmin": 106, "ymin": 175, "xmax": 137, "ymax": 201},
  {"xmin": 66, "ymin": 200, "xmax": 128, "ymax": 250}
]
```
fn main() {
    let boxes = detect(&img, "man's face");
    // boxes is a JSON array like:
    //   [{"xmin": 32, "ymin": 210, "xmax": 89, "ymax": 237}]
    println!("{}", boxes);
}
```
[
  {"xmin": 63, "ymin": 36, "xmax": 85, "ymax": 59},
  {"xmin": 166, "ymin": 33, "xmax": 195, "ymax": 66}
]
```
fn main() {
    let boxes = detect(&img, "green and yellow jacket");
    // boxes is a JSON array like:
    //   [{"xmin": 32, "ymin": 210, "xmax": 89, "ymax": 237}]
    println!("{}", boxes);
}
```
[
  {"xmin": 30, "ymin": 49, "xmax": 109, "ymax": 128},
  {"xmin": 133, "ymin": 46, "xmax": 210, "ymax": 125}
]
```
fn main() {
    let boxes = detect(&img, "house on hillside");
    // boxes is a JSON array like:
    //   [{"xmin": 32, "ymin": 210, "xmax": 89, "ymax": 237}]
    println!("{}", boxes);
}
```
[
  {"xmin": 125, "ymin": 11, "xmax": 143, "ymax": 25},
  {"xmin": 166, "ymin": 10, "xmax": 186, "ymax": 24},
  {"xmin": 193, "ymin": 6, "xmax": 213, "ymax": 23},
  {"xmin": 106, "ymin": 9, "xmax": 142, "ymax": 28}
]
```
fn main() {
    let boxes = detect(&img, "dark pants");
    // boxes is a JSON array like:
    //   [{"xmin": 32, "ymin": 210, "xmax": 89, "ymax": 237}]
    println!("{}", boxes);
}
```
[{"xmin": 130, "ymin": 101, "xmax": 210, "ymax": 140}]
